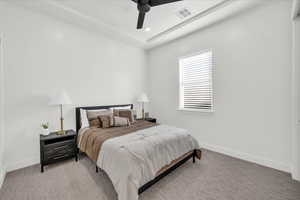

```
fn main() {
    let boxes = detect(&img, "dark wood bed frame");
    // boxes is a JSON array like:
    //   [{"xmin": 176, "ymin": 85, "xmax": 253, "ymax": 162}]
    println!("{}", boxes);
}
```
[{"xmin": 75, "ymin": 104, "xmax": 199, "ymax": 195}]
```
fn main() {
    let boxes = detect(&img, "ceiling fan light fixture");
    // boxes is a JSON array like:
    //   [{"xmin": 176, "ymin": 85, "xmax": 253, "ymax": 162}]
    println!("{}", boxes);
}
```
[{"xmin": 137, "ymin": 3, "xmax": 151, "ymax": 13}]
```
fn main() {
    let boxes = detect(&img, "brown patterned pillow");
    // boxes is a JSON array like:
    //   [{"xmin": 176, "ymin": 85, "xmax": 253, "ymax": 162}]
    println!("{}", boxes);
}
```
[
  {"xmin": 88, "ymin": 118, "xmax": 101, "ymax": 128},
  {"xmin": 98, "ymin": 115, "xmax": 111, "ymax": 128},
  {"xmin": 113, "ymin": 109, "xmax": 120, "ymax": 117},
  {"xmin": 119, "ymin": 109, "xmax": 135, "ymax": 123},
  {"xmin": 87, "ymin": 109, "xmax": 114, "ymax": 126}
]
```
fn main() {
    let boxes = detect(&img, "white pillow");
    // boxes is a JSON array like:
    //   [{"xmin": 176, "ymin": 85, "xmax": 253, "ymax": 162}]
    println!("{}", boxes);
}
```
[
  {"xmin": 111, "ymin": 106, "xmax": 132, "ymax": 110},
  {"xmin": 80, "ymin": 109, "xmax": 89, "ymax": 129}
]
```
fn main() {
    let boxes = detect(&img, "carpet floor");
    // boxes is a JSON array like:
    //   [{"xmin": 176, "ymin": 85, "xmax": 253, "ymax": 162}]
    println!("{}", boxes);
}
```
[{"xmin": 0, "ymin": 149, "xmax": 299, "ymax": 200}]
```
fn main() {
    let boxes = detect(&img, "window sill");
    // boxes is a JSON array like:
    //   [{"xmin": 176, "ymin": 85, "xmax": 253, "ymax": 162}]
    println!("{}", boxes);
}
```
[{"xmin": 177, "ymin": 108, "xmax": 214, "ymax": 113}]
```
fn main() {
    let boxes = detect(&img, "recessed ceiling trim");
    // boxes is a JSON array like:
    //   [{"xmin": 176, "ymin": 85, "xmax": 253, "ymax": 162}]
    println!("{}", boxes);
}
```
[
  {"xmin": 147, "ymin": 0, "xmax": 233, "ymax": 43},
  {"xmin": 145, "ymin": 0, "xmax": 265, "ymax": 49},
  {"xmin": 6, "ymin": 0, "xmax": 145, "ymax": 48},
  {"xmin": 5, "ymin": 0, "xmax": 272, "ymax": 49},
  {"xmin": 43, "ymin": 0, "xmax": 145, "ymax": 47}
]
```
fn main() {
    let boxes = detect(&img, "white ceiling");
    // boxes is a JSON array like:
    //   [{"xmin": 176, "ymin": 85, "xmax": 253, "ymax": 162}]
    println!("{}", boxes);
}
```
[
  {"xmin": 51, "ymin": 0, "xmax": 224, "ymax": 41},
  {"xmin": 6, "ymin": 0, "xmax": 264, "ymax": 49}
]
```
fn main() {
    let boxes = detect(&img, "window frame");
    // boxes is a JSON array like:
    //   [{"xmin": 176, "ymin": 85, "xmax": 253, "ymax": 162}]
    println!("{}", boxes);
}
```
[{"xmin": 178, "ymin": 50, "xmax": 214, "ymax": 113}]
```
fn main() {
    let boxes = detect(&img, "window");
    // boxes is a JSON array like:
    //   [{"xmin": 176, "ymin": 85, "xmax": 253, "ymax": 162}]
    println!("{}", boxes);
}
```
[{"xmin": 179, "ymin": 51, "xmax": 213, "ymax": 111}]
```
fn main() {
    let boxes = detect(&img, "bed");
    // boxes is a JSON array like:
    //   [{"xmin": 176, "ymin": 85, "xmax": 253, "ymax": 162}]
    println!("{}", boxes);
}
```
[{"xmin": 75, "ymin": 104, "xmax": 202, "ymax": 200}]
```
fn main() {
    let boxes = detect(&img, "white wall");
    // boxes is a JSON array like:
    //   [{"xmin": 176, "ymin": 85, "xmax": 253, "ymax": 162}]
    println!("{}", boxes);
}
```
[
  {"xmin": 0, "ymin": 0, "xmax": 294, "ymax": 175},
  {"xmin": 0, "ymin": 33, "xmax": 6, "ymax": 187},
  {"xmin": 147, "ymin": 1, "xmax": 292, "ymax": 172},
  {"xmin": 293, "ymin": 17, "xmax": 300, "ymax": 180},
  {"xmin": 0, "ymin": 2, "xmax": 147, "ymax": 171}
]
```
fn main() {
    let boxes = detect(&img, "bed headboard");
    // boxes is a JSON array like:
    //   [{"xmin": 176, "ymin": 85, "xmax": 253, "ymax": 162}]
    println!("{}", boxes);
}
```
[{"xmin": 75, "ymin": 104, "xmax": 133, "ymax": 133}]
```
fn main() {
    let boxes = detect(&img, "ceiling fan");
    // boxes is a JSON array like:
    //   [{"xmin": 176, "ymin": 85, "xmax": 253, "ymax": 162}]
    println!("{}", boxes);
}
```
[{"xmin": 132, "ymin": 0, "xmax": 183, "ymax": 29}]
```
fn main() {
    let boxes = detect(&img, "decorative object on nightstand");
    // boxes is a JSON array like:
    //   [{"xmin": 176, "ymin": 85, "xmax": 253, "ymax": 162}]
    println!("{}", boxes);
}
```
[
  {"xmin": 49, "ymin": 90, "xmax": 72, "ymax": 135},
  {"xmin": 137, "ymin": 93, "xmax": 149, "ymax": 119},
  {"xmin": 40, "ymin": 129, "xmax": 77, "ymax": 173},
  {"xmin": 41, "ymin": 122, "xmax": 50, "ymax": 136}
]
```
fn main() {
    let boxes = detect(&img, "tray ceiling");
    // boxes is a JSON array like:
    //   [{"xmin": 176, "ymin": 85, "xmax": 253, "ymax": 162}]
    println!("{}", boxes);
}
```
[
  {"xmin": 52, "ymin": 0, "xmax": 225, "ymax": 41},
  {"xmin": 6, "ymin": 0, "xmax": 264, "ymax": 49}
]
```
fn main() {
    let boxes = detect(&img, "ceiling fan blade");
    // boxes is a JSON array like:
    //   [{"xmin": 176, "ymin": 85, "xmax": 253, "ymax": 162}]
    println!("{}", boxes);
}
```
[
  {"xmin": 137, "ymin": 12, "xmax": 146, "ymax": 29},
  {"xmin": 149, "ymin": 0, "xmax": 182, "ymax": 7}
]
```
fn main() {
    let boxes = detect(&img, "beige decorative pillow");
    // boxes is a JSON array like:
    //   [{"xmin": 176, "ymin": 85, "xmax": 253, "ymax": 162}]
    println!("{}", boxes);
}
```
[
  {"xmin": 98, "ymin": 115, "xmax": 111, "ymax": 129},
  {"xmin": 86, "ymin": 109, "xmax": 108, "ymax": 119},
  {"xmin": 113, "ymin": 116, "xmax": 130, "ymax": 127},
  {"xmin": 88, "ymin": 118, "xmax": 101, "ymax": 128},
  {"xmin": 87, "ymin": 109, "xmax": 114, "ymax": 126},
  {"xmin": 112, "ymin": 109, "xmax": 120, "ymax": 117},
  {"xmin": 119, "ymin": 109, "xmax": 135, "ymax": 123}
]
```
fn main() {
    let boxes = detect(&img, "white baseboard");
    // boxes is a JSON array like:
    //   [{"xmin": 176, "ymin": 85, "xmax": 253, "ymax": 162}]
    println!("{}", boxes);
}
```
[
  {"xmin": 291, "ymin": 166, "xmax": 300, "ymax": 181},
  {"xmin": 2, "ymin": 143, "xmax": 294, "ymax": 178},
  {"xmin": 199, "ymin": 142, "xmax": 291, "ymax": 173},
  {"xmin": 294, "ymin": 174, "xmax": 300, "ymax": 181},
  {"xmin": 0, "ymin": 166, "xmax": 6, "ymax": 189},
  {"xmin": 6, "ymin": 156, "xmax": 39, "ymax": 172}
]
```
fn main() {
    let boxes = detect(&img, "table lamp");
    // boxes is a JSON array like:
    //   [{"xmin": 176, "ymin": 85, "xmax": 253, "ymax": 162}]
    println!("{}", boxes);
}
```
[
  {"xmin": 49, "ymin": 90, "xmax": 72, "ymax": 134},
  {"xmin": 137, "ymin": 93, "xmax": 149, "ymax": 119}
]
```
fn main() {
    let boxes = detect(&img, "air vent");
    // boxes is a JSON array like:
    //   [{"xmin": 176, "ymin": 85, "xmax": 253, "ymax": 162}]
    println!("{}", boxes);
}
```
[{"xmin": 176, "ymin": 8, "xmax": 192, "ymax": 19}]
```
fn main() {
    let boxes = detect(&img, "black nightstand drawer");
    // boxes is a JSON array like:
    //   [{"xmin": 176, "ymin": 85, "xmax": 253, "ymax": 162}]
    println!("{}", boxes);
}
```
[
  {"xmin": 44, "ymin": 145, "xmax": 75, "ymax": 158},
  {"xmin": 44, "ymin": 140, "xmax": 75, "ymax": 152},
  {"xmin": 44, "ymin": 153, "xmax": 76, "ymax": 165}
]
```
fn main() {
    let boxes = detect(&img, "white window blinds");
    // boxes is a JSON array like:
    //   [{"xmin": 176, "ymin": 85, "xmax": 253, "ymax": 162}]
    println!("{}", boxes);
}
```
[{"xmin": 179, "ymin": 51, "xmax": 213, "ymax": 111}]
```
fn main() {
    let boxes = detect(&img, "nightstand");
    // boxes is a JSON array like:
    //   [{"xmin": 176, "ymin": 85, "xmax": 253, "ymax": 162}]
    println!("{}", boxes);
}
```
[
  {"xmin": 145, "ymin": 118, "xmax": 157, "ymax": 123},
  {"xmin": 137, "ymin": 118, "xmax": 157, "ymax": 123},
  {"xmin": 40, "ymin": 129, "xmax": 77, "ymax": 173}
]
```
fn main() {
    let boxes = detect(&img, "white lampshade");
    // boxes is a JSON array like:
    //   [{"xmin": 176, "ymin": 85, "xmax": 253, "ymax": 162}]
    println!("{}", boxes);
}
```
[
  {"xmin": 49, "ymin": 90, "xmax": 72, "ymax": 105},
  {"xmin": 137, "ymin": 93, "xmax": 149, "ymax": 103}
]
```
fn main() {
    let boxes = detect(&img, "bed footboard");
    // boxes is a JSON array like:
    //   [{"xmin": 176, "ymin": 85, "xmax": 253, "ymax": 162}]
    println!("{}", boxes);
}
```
[{"xmin": 138, "ymin": 149, "xmax": 201, "ymax": 194}]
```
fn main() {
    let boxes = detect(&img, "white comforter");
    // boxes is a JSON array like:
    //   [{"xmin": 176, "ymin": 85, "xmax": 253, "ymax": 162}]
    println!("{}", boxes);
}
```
[{"xmin": 97, "ymin": 125, "xmax": 199, "ymax": 200}]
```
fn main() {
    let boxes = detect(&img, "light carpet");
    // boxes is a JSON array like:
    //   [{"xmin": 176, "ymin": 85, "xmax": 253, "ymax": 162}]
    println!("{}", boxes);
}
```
[{"xmin": 0, "ymin": 149, "xmax": 299, "ymax": 200}]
